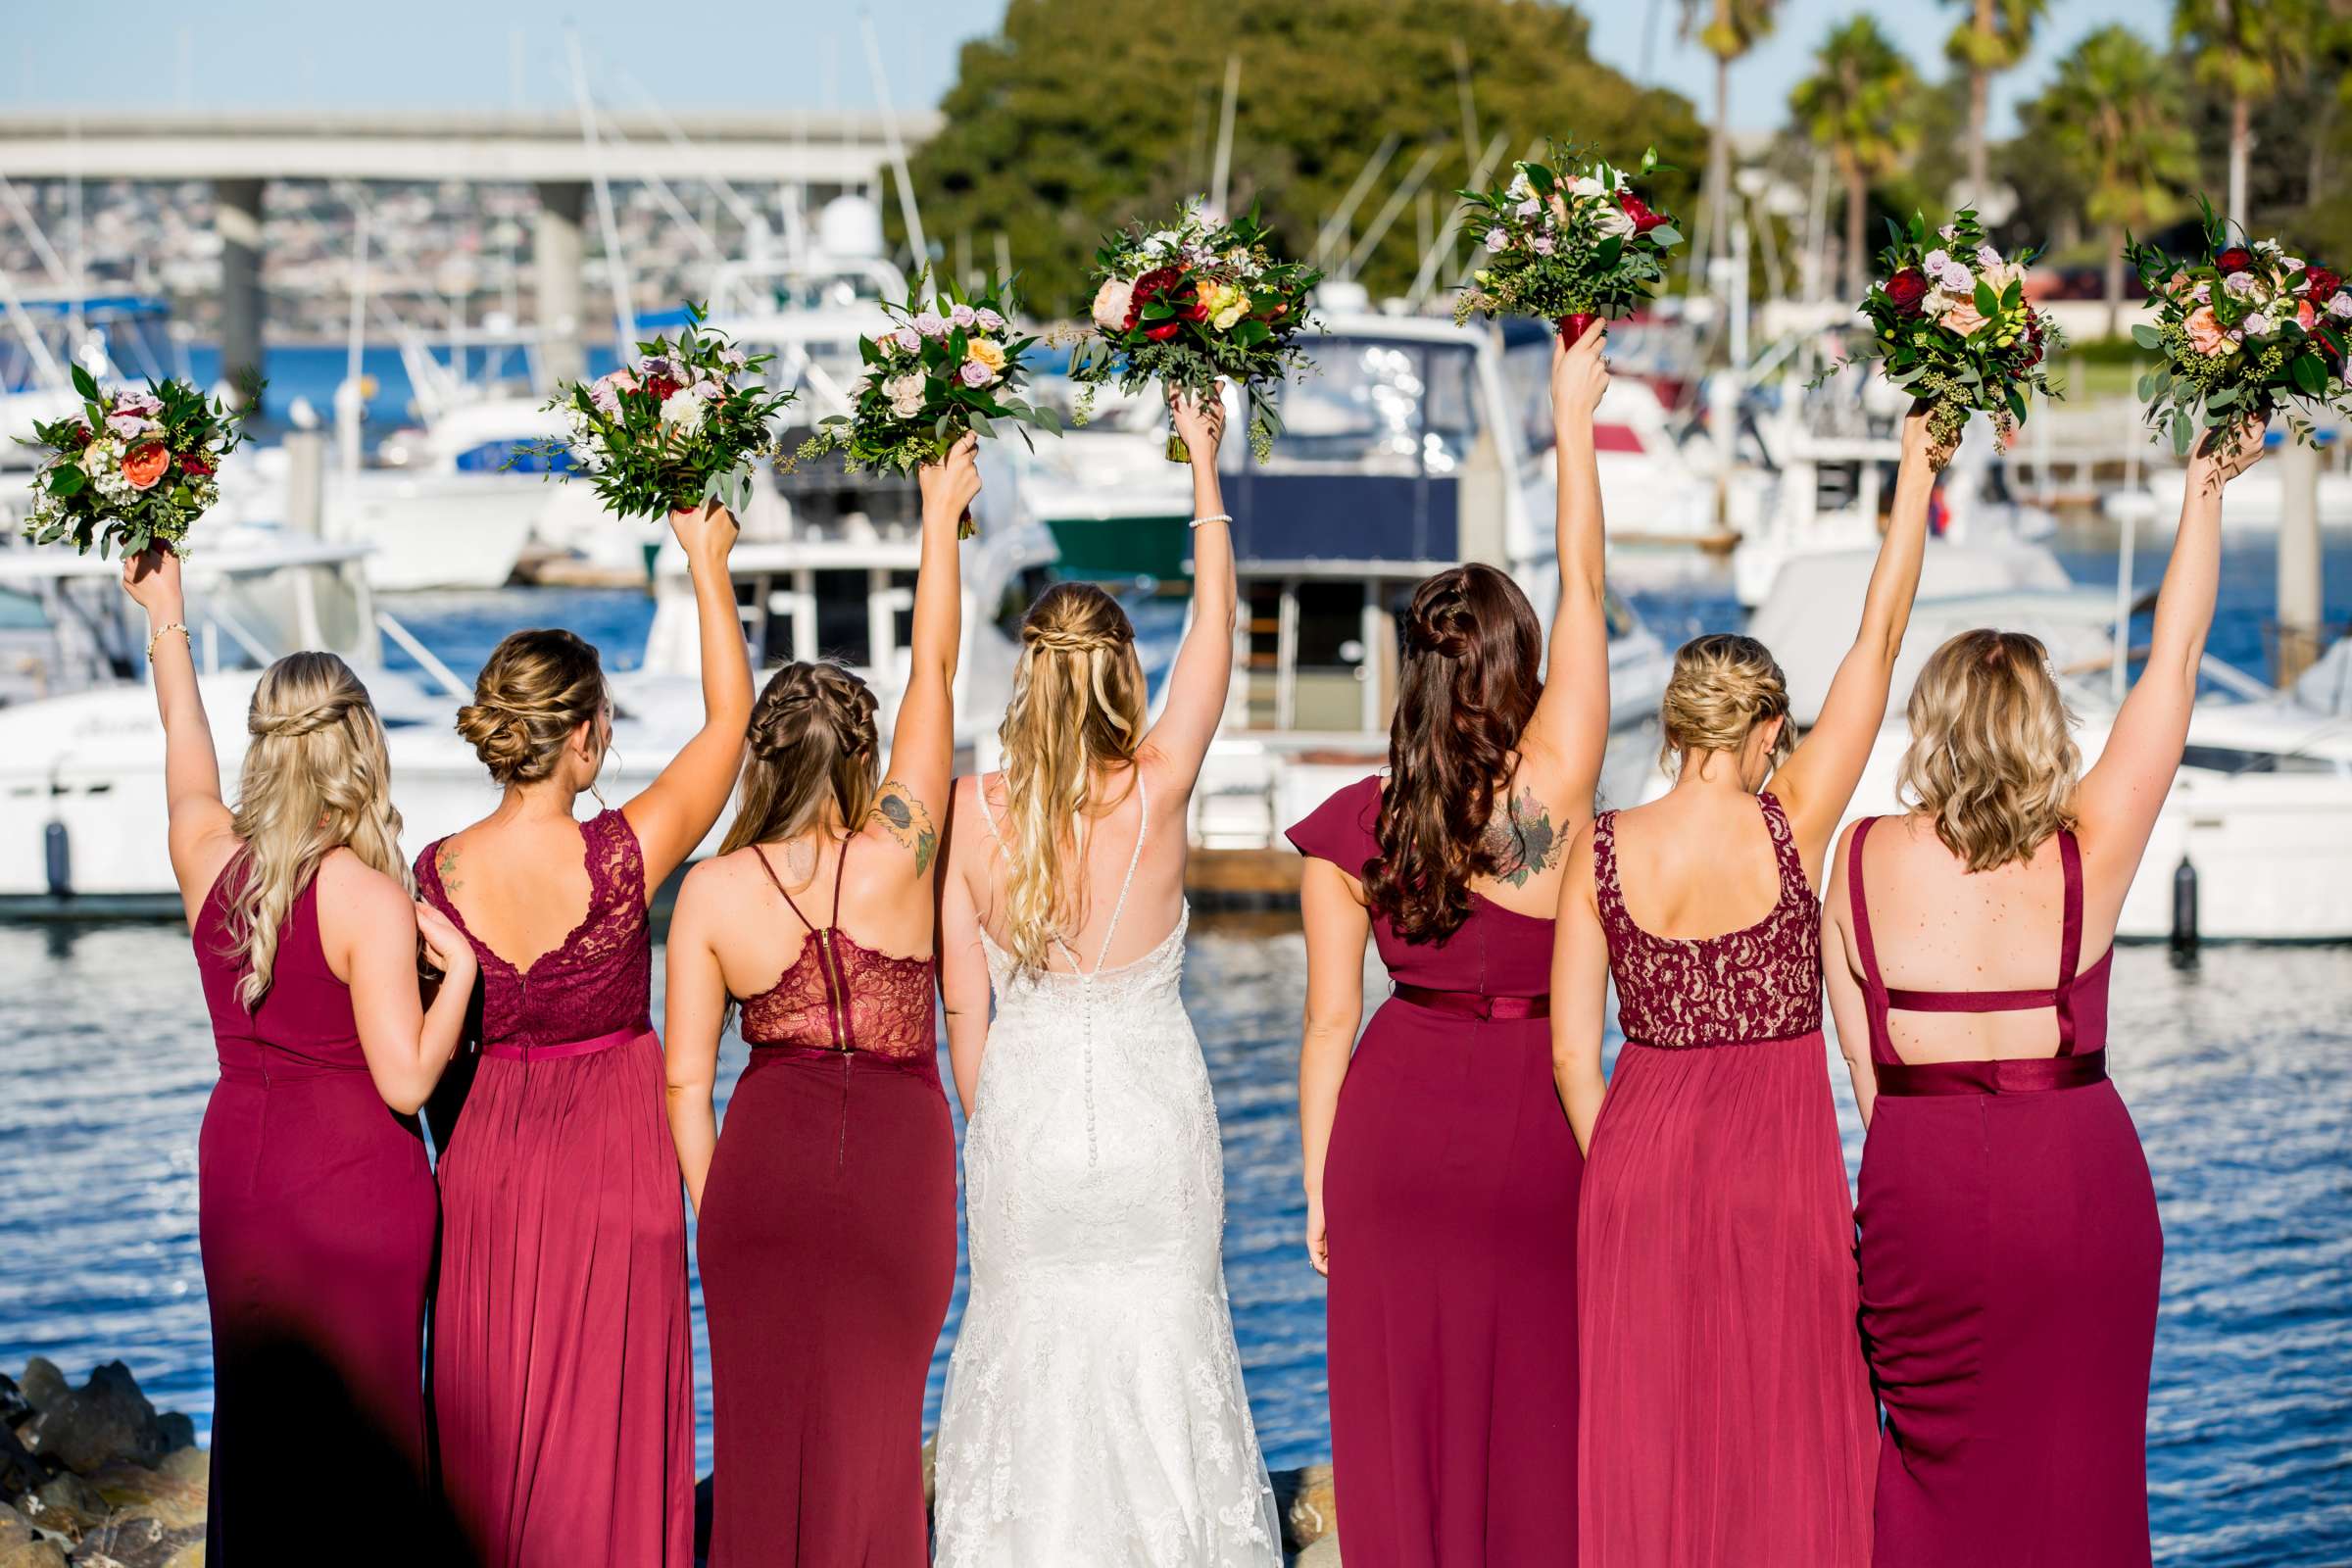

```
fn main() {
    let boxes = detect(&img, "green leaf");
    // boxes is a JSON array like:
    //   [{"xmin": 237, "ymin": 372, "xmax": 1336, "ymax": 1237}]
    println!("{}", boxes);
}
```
[
  {"xmin": 2131, "ymin": 324, "xmax": 2162, "ymax": 350},
  {"xmin": 1973, "ymin": 280, "xmax": 1998, "ymax": 319},
  {"xmin": 70, "ymin": 364, "xmax": 98, "ymax": 402},
  {"xmin": 48, "ymin": 466, "xmax": 85, "ymax": 496},
  {"xmin": 2289, "ymin": 354, "xmax": 2327, "ymax": 396},
  {"xmin": 1646, "ymin": 224, "xmax": 1682, "ymax": 249}
]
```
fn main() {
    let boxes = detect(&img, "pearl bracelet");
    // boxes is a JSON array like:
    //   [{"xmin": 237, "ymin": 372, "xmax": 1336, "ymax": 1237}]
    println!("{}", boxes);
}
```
[
  {"xmin": 146, "ymin": 622, "xmax": 189, "ymax": 663},
  {"xmin": 1190, "ymin": 513, "xmax": 1233, "ymax": 530}
]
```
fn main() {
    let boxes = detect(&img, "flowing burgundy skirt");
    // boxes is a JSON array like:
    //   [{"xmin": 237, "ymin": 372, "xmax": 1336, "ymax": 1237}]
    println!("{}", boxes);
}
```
[
  {"xmin": 431, "ymin": 1033, "xmax": 694, "ymax": 1568},
  {"xmin": 1858, "ymin": 1079, "xmax": 2161, "ymax": 1567},
  {"xmin": 1323, "ymin": 1002, "xmax": 1583, "ymax": 1568},
  {"xmin": 697, "ymin": 1049, "xmax": 956, "ymax": 1568},
  {"xmin": 1579, "ymin": 1033, "xmax": 1876, "ymax": 1568},
  {"xmin": 200, "ymin": 1066, "xmax": 446, "ymax": 1562}
]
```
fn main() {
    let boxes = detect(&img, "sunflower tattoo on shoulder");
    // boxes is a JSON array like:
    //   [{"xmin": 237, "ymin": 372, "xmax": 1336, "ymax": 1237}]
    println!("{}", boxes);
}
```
[{"xmin": 870, "ymin": 782, "xmax": 939, "ymax": 876}]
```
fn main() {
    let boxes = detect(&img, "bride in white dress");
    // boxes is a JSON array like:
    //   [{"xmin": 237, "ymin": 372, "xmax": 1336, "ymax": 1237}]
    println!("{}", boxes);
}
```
[{"xmin": 932, "ymin": 393, "xmax": 1280, "ymax": 1568}]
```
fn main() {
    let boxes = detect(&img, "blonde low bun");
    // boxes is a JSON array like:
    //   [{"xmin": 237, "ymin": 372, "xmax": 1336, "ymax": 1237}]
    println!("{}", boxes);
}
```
[{"xmin": 1659, "ymin": 633, "xmax": 1797, "ymax": 775}]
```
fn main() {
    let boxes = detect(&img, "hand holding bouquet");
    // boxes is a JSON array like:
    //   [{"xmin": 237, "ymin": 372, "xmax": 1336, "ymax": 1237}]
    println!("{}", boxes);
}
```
[
  {"xmin": 1455, "ymin": 142, "xmax": 1683, "ymax": 346},
  {"xmin": 793, "ymin": 272, "xmax": 1055, "ymax": 538},
  {"xmin": 21, "ymin": 368, "xmax": 245, "ymax": 558},
  {"xmin": 1817, "ymin": 211, "xmax": 2061, "ymax": 469},
  {"xmin": 532, "ymin": 306, "xmax": 793, "ymax": 518},
  {"xmin": 2125, "ymin": 203, "xmax": 2351, "ymax": 459},
  {"xmin": 1070, "ymin": 201, "xmax": 1320, "ymax": 463}
]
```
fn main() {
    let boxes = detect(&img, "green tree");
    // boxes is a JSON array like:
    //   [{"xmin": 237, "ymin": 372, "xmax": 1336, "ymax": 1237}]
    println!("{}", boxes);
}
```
[
  {"xmin": 2024, "ymin": 25, "xmax": 2196, "ymax": 338},
  {"xmin": 1680, "ymin": 0, "xmax": 1780, "ymax": 265},
  {"xmin": 1942, "ymin": 0, "xmax": 2045, "ymax": 204},
  {"xmin": 904, "ymin": 0, "xmax": 1705, "ymax": 316},
  {"xmin": 2175, "ymin": 0, "xmax": 2319, "ymax": 229},
  {"xmin": 1789, "ymin": 16, "xmax": 1922, "ymax": 299}
]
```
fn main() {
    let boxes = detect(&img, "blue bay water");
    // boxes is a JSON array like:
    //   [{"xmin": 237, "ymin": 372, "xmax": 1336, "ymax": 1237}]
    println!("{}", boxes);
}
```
[{"xmin": 1, "ymin": 549, "xmax": 2348, "ymax": 1563}]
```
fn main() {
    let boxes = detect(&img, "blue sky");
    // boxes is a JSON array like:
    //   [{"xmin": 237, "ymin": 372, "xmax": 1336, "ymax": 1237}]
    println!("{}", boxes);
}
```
[{"xmin": 4, "ymin": 0, "xmax": 2162, "ymax": 137}]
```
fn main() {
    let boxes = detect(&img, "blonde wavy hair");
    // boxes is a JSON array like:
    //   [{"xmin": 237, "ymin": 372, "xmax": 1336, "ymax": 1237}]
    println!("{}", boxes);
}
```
[
  {"xmin": 995, "ymin": 583, "xmax": 1149, "ymax": 970},
  {"xmin": 1898, "ymin": 629, "xmax": 2081, "ymax": 871},
  {"xmin": 720, "ymin": 662, "xmax": 881, "ymax": 858},
  {"xmin": 1658, "ymin": 633, "xmax": 1797, "ymax": 777},
  {"xmin": 222, "ymin": 653, "xmax": 410, "ymax": 1011},
  {"xmin": 456, "ymin": 628, "xmax": 610, "ymax": 787}
]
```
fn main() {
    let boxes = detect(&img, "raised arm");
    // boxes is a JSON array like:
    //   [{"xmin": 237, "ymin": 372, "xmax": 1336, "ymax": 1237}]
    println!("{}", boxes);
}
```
[
  {"xmin": 1769, "ymin": 406, "xmax": 1938, "ymax": 874},
  {"xmin": 1547, "ymin": 827, "xmax": 1610, "ymax": 1152},
  {"xmin": 661, "ymin": 863, "xmax": 729, "ymax": 1212},
  {"xmin": 870, "ymin": 436, "xmax": 980, "ymax": 881},
  {"xmin": 1520, "ymin": 325, "xmax": 1613, "ymax": 831},
  {"xmin": 1297, "ymin": 858, "xmax": 1370, "ymax": 1277},
  {"xmin": 122, "ymin": 549, "xmax": 237, "ymax": 917},
  {"xmin": 323, "ymin": 855, "xmax": 479, "ymax": 1115},
  {"xmin": 2075, "ymin": 423, "xmax": 2260, "ymax": 884},
  {"xmin": 1820, "ymin": 822, "xmax": 1877, "ymax": 1127},
  {"xmin": 623, "ymin": 502, "xmax": 752, "ymax": 888},
  {"xmin": 937, "ymin": 783, "xmax": 994, "ymax": 1118},
  {"xmin": 1139, "ymin": 389, "xmax": 1235, "ymax": 791}
]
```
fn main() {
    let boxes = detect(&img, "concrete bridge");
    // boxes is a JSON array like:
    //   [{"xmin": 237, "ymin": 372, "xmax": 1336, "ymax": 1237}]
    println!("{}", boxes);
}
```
[{"xmin": 0, "ymin": 108, "xmax": 942, "ymax": 386}]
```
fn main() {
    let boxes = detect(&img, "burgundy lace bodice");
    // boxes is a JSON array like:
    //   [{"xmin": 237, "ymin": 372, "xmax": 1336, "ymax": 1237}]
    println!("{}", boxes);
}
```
[
  {"xmin": 1595, "ymin": 791, "xmax": 1823, "ymax": 1047},
  {"xmin": 415, "ymin": 808, "xmax": 654, "ymax": 1052},
  {"xmin": 736, "ymin": 841, "xmax": 939, "ymax": 1080}
]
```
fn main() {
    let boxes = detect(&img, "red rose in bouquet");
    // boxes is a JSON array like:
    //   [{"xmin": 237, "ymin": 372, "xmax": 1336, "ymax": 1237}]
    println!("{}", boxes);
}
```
[
  {"xmin": 122, "ymin": 442, "xmax": 172, "ymax": 492},
  {"xmin": 1884, "ymin": 268, "xmax": 1930, "ymax": 317},
  {"xmin": 1123, "ymin": 267, "xmax": 1187, "ymax": 330},
  {"xmin": 2216, "ymin": 246, "xmax": 2254, "ymax": 274},
  {"xmin": 1617, "ymin": 190, "xmax": 1669, "ymax": 235},
  {"xmin": 643, "ymin": 372, "xmax": 682, "ymax": 403},
  {"xmin": 2304, "ymin": 266, "xmax": 2342, "ymax": 306},
  {"xmin": 69, "ymin": 423, "xmax": 92, "ymax": 449},
  {"xmin": 176, "ymin": 451, "xmax": 215, "ymax": 477}
]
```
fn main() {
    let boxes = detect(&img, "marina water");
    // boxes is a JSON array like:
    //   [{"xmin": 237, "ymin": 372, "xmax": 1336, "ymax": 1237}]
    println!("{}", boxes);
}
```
[{"xmin": 1, "ymin": 551, "xmax": 2347, "ymax": 1566}]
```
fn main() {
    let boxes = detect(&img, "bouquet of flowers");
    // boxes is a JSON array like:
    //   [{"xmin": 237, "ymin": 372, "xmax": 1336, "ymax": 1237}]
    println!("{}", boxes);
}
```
[
  {"xmin": 1454, "ymin": 142, "xmax": 1683, "ymax": 345},
  {"xmin": 2124, "ymin": 203, "xmax": 2352, "ymax": 457},
  {"xmin": 1818, "ymin": 210, "xmax": 2062, "ymax": 466},
  {"xmin": 529, "ymin": 306, "xmax": 794, "ymax": 517},
  {"xmin": 791, "ymin": 272, "xmax": 1056, "ymax": 538},
  {"xmin": 20, "ymin": 368, "xmax": 246, "ymax": 558},
  {"xmin": 1069, "ymin": 201, "xmax": 1321, "ymax": 463}
]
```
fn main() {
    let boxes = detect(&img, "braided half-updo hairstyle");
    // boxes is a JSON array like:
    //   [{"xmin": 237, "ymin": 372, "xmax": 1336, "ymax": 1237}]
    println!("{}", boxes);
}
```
[
  {"xmin": 224, "ymin": 652, "xmax": 411, "ymax": 1011},
  {"xmin": 1365, "ymin": 564, "xmax": 1544, "ymax": 946},
  {"xmin": 719, "ymin": 661, "xmax": 882, "ymax": 858},
  {"xmin": 995, "ymin": 582, "xmax": 1149, "ymax": 970}
]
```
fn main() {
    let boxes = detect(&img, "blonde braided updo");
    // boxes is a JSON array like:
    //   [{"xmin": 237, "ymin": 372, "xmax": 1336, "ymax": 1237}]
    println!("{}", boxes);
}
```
[{"xmin": 1658, "ymin": 632, "xmax": 1797, "ymax": 778}]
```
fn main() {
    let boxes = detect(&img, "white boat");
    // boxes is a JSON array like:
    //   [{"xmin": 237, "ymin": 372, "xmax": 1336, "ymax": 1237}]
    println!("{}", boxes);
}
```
[
  {"xmin": 1732, "ymin": 547, "xmax": 2352, "ymax": 941},
  {"xmin": 2100, "ymin": 428, "xmax": 2352, "ymax": 533}
]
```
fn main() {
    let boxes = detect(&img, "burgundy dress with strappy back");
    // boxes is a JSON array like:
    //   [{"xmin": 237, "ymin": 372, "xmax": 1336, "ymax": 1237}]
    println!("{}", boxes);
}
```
[
  {"xmin": 696, "ymin": 838, "xmax": 956, "ymax": 1568},
  {"xmin": 1580, "ymin": 793, "xmax": 1877, "ymax": 1568},
  {"xmin": 194, "ymin": 861, "xmax": 448, "ymax": 1563},
  {"xmin": 1288, "ymin": 776, "xmax": 1582, "ymax": 1568},
  {"xmin": 416, "ymin": 809, "xmax": 694, "ymax": 1568},
  {"xmin": 1846, "ymin": 819, "xmax": 2162, "ymax": 1567}
]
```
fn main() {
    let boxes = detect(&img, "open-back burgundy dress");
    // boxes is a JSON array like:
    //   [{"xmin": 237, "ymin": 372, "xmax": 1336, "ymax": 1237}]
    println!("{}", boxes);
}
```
[
  {"xmin": 696, "ymin": 838, "xmax": 956, "ymax": 1567},
  {"xmin": 194, "ymin": 860, "xmax": 446, "ymax": 1563},
  {"xmin": 1579, "ymin": 792, "xmax": 1877, "ymax": 1568},
  {"xmin": 1288, "ymin": 776, "xmax": 1583, "ymax": 1568},
  {"xmin": 416, "ymin": 808, "xmax": 693, "ymax": 1568},
  {"xmin": 1846, "ymin": 819, "xmax": 2162, "ymax": 1567}
]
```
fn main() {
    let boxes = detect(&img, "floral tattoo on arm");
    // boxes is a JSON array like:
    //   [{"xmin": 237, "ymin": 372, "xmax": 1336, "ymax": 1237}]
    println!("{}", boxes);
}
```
[
  {"xmin": 870, "ymin": 782, "xmax": 939, "ymax": 876},
  {"xmin": 1482, "ymin": 787, "xmax": 1560, "ymax": 887}
]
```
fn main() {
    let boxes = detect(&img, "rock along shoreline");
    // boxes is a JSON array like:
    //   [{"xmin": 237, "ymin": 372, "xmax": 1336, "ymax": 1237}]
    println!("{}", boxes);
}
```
[{"xmin": 4, "ymin": 1359, "xmax": 1344, "ymax": 1566}]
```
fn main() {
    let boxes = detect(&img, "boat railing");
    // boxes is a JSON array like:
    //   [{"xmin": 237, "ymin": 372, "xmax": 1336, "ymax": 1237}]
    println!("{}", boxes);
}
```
[{"xmin": 373, "ymin": 610, "xmax": 472, "ymax": 701}]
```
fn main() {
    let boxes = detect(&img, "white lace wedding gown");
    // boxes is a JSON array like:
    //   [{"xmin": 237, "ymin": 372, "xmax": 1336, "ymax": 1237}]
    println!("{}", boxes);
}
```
[{"xmin": 933, "ymin": 778, "xmax": 1280, "ymax": 1568}]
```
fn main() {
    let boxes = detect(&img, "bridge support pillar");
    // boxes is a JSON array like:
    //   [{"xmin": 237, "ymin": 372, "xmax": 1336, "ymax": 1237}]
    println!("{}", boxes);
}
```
[
  {"xmin": 213, "ymin": 177, "xmax": 266, "ymax": 409},
  {"xmin": 535, "ymin": 180, "xmax": 589, "ymax": 384}
]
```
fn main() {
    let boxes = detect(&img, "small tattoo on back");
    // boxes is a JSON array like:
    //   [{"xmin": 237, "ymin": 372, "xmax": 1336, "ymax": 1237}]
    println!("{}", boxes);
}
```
[{"xmin": 435, "ymin": 841, "xmax": 463, "ymax": 895}]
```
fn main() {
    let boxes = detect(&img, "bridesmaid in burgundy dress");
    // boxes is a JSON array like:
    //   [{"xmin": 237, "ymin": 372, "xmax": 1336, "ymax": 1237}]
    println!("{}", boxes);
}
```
[
  {"xmin": 1289, "ymin": 327, "xmax": 1616, "ymax": 1566},
  {"xmin": 1822, "ymin": 427, "xmax": 2261, "ymax": 1566},
  {"xmin": 417, "ymin": 502, "xmax": 749, "ymax": 1568},
  {"xmin": 1551, "ymin": 407, "xmax": 1948, "ymax": 1567},
  {"xmin": 662, "ymin": 439, "xmax": 978, "ymax": 1566},
  {"xmin": 119, "ymin": 549, "xmax": 474, "ymax": 1562}
]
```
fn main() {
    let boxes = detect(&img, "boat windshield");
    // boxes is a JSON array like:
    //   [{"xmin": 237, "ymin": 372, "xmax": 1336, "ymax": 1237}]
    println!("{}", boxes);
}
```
[{"xmin": 1263, "ymin": 337, "xmax": 1486, "ymax": 475}]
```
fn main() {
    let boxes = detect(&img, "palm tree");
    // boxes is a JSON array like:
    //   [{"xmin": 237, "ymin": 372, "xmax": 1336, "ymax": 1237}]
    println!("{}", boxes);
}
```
[
  {"xmin": 2175, "ymin": 0, "xmax": 2318, "ymax": 229},
  {"xmin": 1681, "ymin": 0, "xmax": 1780, "ymax": 264},
  {"xmin": 1789, "ymin": 17, "xmax": 1922, "ymax": 299},
  {"xmin": 2027, "ymin": 25, "xmax": 2196, "ymax": 338},
  {"xmin": 1943, "ymin": 0, "xmax": 2046, "ymax": 204}
]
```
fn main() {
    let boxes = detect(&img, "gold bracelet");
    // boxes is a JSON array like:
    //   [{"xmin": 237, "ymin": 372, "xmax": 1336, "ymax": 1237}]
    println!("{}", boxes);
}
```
[{"xmin": 146, "ymin": 622, "xmax": 189, "ymax": 663}]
